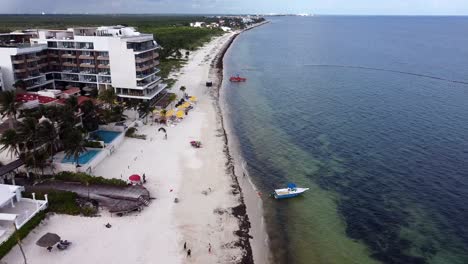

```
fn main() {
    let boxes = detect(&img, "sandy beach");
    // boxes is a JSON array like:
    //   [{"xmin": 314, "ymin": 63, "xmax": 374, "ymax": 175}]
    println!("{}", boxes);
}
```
[{"xmin": 2, "ymin": 30, "xmax": 264, "ymax": 264}]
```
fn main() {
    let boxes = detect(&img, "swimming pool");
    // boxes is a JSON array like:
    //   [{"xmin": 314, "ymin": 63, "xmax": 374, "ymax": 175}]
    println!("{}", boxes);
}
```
[
  {"xmin": 90, "ymin": 130, "xmax": 121, "ymax": 144},
  {"xmin": 62, "ymin": 150, "xmax": 101, "ymax": 164}
]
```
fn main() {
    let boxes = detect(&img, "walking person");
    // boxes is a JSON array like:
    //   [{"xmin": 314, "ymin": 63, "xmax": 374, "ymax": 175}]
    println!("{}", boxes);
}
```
[
  {"xmin": 187, "ymin": 249, "xmax": 191, "ymax": 257},
  {"xmin": 183, "ymin": 242, "xmax": 187, "ymax": 250},
  {"xmin": 208, "ymin": 243, "xmax": 212, "ymax": 253},
  {"xmin": 143, "ymin": 173, "xmax": 146, "ymax": 184}
]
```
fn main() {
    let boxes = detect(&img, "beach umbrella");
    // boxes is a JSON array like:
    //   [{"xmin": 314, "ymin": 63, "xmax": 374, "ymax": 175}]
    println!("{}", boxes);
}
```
[
  {"xmin": 178, "ymin": 105, "xmax": 187, "ymax": 110},
  {"xmin": 129, "ymin": 174, "xmax": 141, "ymax": 182},
  {"xmin": 36, "ymin": 233, "xmax": 61, "ymax": 248},
  {"xmin": 182, "ymin": 102, "xmax": 191, "ymax": 108},
  {"xmin": 158, "ymin": 127, "xmax": 166, "ymax": 133},
  {"xmin": 176, "ymin": 110, "xmax": 185, "ymax": 119},
  {"xmin": 165, "ymin": 109, "xmax": 174, "ymax": 117},
  {"xmin": 189, "ymin": 96, "xmax": 197, "ymax": 102}
]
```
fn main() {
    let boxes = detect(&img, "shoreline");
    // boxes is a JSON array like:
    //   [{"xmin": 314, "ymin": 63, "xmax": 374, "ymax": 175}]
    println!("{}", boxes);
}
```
[
  {"xmin": 210, "ymin": 21, "xmax": 272, "ymax": 264},
  {"xmin": 1, "ymin": 23, "xmax": 270, "ymax": 264}
]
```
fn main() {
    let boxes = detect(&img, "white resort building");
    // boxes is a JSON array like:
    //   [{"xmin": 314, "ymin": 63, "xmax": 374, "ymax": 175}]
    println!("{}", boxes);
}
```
[
  {"xmin": 0, "ymin": 26, "xmax": 166, "ymax": 104},
  {"xmin": 0, "ymin": 184, "xmax": 48, "ymax": 243}
]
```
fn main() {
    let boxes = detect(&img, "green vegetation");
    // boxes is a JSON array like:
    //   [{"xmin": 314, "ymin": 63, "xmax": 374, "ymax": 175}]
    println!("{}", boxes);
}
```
[
  {"xmin": 84, "ymin": 141, "xmax": 103, "ymax": 148},
  {"xmin": 125, "ymin": 127, "xmax": 147, "ymax": 140},
  {"xmin": 54, "ymin": 171, "xmax": 127, "ymax": 186},
  {"xmin": 125, "ymin": 127, "xmax": 137, "ymax": 137},
  {"xmin": 24, "ymin": 191, "xmax": 81, "ymax": 215},
  {"xmin": 0, "ymin": 211, "xmax": 46, "ymax": 259}
]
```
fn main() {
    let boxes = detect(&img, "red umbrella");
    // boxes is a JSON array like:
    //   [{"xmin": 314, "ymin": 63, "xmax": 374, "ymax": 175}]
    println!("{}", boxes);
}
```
[{"xmin": 129, "ymin": 174, "xmax": 141, "ymax": 182}]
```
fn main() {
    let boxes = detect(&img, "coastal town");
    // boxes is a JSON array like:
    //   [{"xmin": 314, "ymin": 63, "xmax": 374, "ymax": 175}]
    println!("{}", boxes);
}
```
[{"xmin": 0, "ymin": 15, "xmax": 267, "ymax": 263}]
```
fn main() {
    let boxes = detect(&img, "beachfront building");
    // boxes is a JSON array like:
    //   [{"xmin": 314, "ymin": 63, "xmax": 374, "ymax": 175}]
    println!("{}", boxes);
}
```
[
  {"xmin": 0, "ymin": 184, "xmax": 48, "ymax": 243},
  {"xmin": 0, "ymin": 26, "xmax": 166, "ymax": 104},
  {"xmin": 190, "ymin": 22, "xmax": 206, "ymax": 28}
]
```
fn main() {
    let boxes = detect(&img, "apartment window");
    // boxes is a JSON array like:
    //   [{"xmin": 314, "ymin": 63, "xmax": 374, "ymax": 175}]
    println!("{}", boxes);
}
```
[
  {"xmin": 48, "ymin": 41, "xmax": 58, "ymax": 48},
  {"xmin": 78, "ymin": 42, "xmax": 94, "ymax": 50}
]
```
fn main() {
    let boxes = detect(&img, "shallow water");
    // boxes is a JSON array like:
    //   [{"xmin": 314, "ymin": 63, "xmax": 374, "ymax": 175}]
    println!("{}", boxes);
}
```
[{"xmin": 223, "ymin": 16, "xmax": 468, "ymax": 264}]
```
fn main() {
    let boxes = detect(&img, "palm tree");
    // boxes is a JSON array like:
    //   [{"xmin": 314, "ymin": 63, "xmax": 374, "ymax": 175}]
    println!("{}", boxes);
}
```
[
  {"xmin": 179, "ymin": 86, "xmax": 187, "ymax": 98},
  {"xmin": 65, "ymin": 96, "xmax": 79, "ymax": 112},
  {"xmin": 138, "ymin": 102, "xmax": 151, "ymax": 124},
  {"xmin": 168, "ymin": 94, "xmax": 177, "ymax": 108},
  {"xmin": 24, "ymin": 150, "xmax": 49, "ymax": 178},
  {"xmin": 0, "ymin": 90, "xmax": 21, "ymax": 129},
  {"xmin": 17, "ymin": 117, "xmax": 40, "ymax": 170},
  {"xmin": 160, "ymin": 109, "xmax": 167, "ymax": 125},
  {"xmin": 98, "ymin": 88, "xmax": 117, "ymax": 110},
  {"xmin": 149, "ymin": 105, "xmax": 156, "ymax": 124},
  {"xmin": 0, "ymin": 129, "xmax": 20, "ymax": 158},
  {"xmin": 63, "ymin": 130, "xmax": 86, "ymax": 167},
  {"xmin": 80, "ymin": 100, "xmax": 99, "ymax": 131},
  {"xmin": 13, "ymin": 80, "xmax": 27, "ymax": 93},
  {"xmin": 38, "ymin": 120, "xmax": 60, "ymax": 158}
]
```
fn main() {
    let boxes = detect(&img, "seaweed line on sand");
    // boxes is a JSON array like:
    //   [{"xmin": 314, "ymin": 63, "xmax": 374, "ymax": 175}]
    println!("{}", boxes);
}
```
[{"xmin": 209, "ymin": 21, "xmax": 269, "ymax": 264}]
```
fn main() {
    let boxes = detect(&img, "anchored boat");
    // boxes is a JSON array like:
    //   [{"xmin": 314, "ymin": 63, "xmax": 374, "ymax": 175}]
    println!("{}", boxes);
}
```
[
  {"xmin": 229, "ymin": 75, "xmax": 247, "ymax": 82},
  {"xmin": 273, "ymin": 183, "xmax": 309, "ymax": 199}
]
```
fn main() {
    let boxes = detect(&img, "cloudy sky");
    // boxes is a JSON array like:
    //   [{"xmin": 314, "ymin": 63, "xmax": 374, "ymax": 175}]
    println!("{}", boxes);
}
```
[{"xmin": 1, "ymin": 0, "xmax": 468, "ymax": 15}]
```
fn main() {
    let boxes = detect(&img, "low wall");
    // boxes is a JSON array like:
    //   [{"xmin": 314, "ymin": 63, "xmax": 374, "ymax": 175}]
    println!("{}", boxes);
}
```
[{"xmin": 98, "ymin": 124, "xmax": 126, "ymax": 132}]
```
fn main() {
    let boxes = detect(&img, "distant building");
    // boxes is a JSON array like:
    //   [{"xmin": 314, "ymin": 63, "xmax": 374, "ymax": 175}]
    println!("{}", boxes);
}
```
[
  {"xmin": 190, "ymin": 22, "xmax": 206, "ymax": 28},
  {"xmin": 0, "ymin": 26, "xmax": 166, "ymax": 104},
  {"xmin": 220, "ymin": 27, "xmax": 232, "ymax": 32}
]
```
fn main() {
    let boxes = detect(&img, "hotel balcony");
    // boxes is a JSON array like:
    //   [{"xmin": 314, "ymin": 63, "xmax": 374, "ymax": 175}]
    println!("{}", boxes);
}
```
[
  {"xmin": 12, "ymin": 59, "xmax": 25, "ymax": 64},
  {"xmin": 136, "ymin": 64, "xmax": 154, "ymax": 72},
  {"xmin": 61, "ymin": 54, "xmax": 76, "ymax": 59},
  {"xmin": 98, "ymin": 64, "xmax": 110, "ymax": 69},
  {"xmin": 62, "ymin": 62, "xmax": 77, "ymax": 67},
  {"xmin": 79, "ymin": 55, "xmax": 94, "ymax": 59},
  {"xmin": 137, "ymin": 75, "xmax": 161, "ymax": 87},
  {"xmin": 96, "ymin": 55, "xmax": 109, "ymax": 60},
  {"xmin": 38, "ymin": 54, "xmax": 47, "ymax": 59},
  {"xmin": 80, "ymin": 63, "xmax": 96, "ymax": 68},
  {"xmin": 26, "ymin": 57, "xmax": 39, "ymax": 63},
  {"xmin": 135, "ymin": 56, "xmax": 153, "ymax": 63},
  {"xmin": 136, "ymin": 68, "xmax": 160, "ymax": 79},
  {"xmin": 14, "ymin": 68, "xmax": 27, "ymax": 73},
  {"xmin": 48, "ymin": 53, "xmax": 59, "ymax": 58}
]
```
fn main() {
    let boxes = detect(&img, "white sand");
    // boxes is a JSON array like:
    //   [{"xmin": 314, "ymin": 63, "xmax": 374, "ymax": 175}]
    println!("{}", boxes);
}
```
[{"xmin": 2, "ymin": 32, "xmax": 253, "ymax": 264}]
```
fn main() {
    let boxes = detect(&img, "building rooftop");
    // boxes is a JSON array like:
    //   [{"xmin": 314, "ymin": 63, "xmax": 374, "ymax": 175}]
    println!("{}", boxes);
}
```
[{"xmin": 16, "ymin": 93, "xmax": 58, "ymax": 104}]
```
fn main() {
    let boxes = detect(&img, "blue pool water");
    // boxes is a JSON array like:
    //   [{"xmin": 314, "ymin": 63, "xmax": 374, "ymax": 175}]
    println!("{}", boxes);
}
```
[
  {"xmin": 62, "ymin": 149, "xmax": 101, "ymax": 164},
  {"xmin": 90, "ymin": 130, "xmax": 121, "ymax": 144}
]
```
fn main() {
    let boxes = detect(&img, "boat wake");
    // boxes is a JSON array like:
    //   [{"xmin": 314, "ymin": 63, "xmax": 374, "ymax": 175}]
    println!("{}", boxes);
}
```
[{"xmin": 304, "ymin": 64, "xmax": 468, "ymax": 85}]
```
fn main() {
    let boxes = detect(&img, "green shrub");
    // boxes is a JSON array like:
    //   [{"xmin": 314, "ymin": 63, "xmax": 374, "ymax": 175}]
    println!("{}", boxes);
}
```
[
  {"xmin": 125, "ymin": 127, "xmax": 137, "ymax": 137},
  {"xmin": 84, "ymin": 140, "xmax": 103, "ymax": 148},
  {"xmin": 0, "ymin": 211, "xmax": 46, "ymax": 259},
  {"xmin": 24, "ymin": 191, "xmax": 81, "ymax": 215},
  {"xmin": 55, "ymin": 171, "xmax": 127, "ymax": 186}
]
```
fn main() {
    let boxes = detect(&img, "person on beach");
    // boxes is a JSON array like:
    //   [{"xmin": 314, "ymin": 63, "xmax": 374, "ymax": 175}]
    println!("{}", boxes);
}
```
[
  {"xmin": 208, "ymin": 243, "xmax": 212, "ymax": 253},
  {"xmin": 164, "ymin": 133, "xmax": 168, "ymax": 140},
  {"xmin": 187, "ymin": 249, "xmax": 191, "ymax": 257},
  {"xmin": 184, "ymin": 242, "xmax": 187, "ymax": 250},
  {"xmin": 143, "ymin": 173, "xmax": 146, "ymax": 183}
]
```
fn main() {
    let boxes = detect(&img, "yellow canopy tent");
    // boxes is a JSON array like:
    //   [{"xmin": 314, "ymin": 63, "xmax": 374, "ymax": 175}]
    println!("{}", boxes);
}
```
[
  {"xmin": 189, "ymin": 96, "xmax": 197, "ymax": 102},
  {"xmin": 165, "ymin": 109, "xmax": 175, "ymax": 117},
  {"xmin": 176, "ymin": 110, "xmax": 185, "ymax": 119},
  {"xmin": 178, "ymin": 105, "xmax": 187, "ymax": 110},
  {"xmin": 182, "ymin": 102, "xmax": 191, "ymax": 108}
]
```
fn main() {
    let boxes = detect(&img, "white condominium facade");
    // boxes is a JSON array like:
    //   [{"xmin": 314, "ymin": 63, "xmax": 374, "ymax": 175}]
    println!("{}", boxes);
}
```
[{"xmin": 0, "ymin": 26, "xmax": 166, "ymax": 103}]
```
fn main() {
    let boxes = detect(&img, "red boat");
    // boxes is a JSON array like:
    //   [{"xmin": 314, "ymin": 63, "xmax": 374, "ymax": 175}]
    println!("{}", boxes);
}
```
[{"xmin": 229, "ymin": 75, "xmax": 247, "ymax": 82}]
